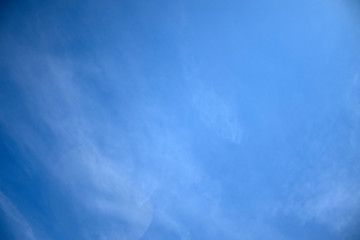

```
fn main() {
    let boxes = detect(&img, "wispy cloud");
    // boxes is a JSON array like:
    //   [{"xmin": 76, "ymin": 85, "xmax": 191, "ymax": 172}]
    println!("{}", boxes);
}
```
[
  {"xmin": 192, "ymin": 86, "xmax": 243, "ymax": 144},
  {"xmin": 0, "ymin": 191, "xmax": 37, "ymax": 240},
  {"xmin": 0, "ymin": 35, "xmax": 244, "ymax": 238},
  {"xmin": 281, "ymin": 167, "xmax": 360, "ymax": 232},
  {"xmin": 1, "ymin": 1, "xmax": 360, "ymax": 239}
]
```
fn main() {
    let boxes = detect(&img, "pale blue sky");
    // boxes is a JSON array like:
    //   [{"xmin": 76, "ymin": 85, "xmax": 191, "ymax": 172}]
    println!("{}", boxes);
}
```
[{"xmin": 1, "ymin": 0, "xmax": 360, "ymax": 239}]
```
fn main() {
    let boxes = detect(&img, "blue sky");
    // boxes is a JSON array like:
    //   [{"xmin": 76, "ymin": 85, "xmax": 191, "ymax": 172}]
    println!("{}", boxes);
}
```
[{"xmin": 1, "ymin": 0, "xmax": 360, "ymax": 239}]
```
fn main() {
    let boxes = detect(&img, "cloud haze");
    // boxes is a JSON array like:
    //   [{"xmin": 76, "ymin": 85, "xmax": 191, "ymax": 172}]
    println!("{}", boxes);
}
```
[{"xmin": 1, "ymin": 0, "xmax": 360, "ymax": 239}]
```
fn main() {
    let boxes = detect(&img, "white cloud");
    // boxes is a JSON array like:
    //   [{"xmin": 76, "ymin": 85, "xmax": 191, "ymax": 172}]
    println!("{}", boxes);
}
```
[
  {"xmin": 279, "ymin": 165, "xmax": 360, "ymax": 233},
  {"xmin": 0, "ymin": 43, "xmax": 240, "ymax": 238},
  {"xmin": 0, "ymin": 191, "xmax": 37, "ymax": 240},
  {"xmin": 192, "ymin": 86, "xmax": 243, "ymax": 144}
]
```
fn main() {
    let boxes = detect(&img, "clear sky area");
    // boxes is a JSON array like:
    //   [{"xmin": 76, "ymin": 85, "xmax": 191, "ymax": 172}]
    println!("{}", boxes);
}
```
[{"xmin": 1, "ymin": 0, "xmax": 360, "ymax": 239}]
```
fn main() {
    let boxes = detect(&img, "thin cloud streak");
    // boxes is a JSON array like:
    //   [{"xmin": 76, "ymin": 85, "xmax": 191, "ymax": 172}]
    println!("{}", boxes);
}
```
[{"xmin": 0, "ymin": 192, "xmax": 37, "ymax": 240}]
